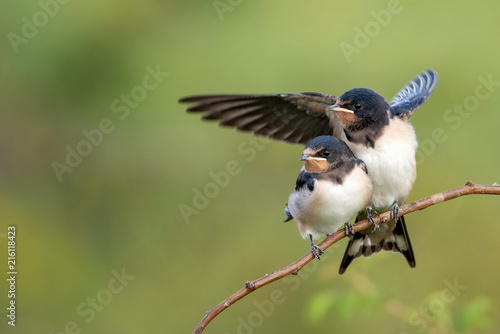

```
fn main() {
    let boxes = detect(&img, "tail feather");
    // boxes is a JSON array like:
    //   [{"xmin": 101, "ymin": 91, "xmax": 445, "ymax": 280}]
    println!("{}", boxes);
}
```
[
  {"xmin": 338, "ymin": 216, "xmax": 415, "ymax": 275},
  {"xmin": 339, "ymin": 228, "xmax": 362, "ymax": 274},
  {"xmin": 393, "ymin": 216, "xmax": 416, "ymax": 268}
]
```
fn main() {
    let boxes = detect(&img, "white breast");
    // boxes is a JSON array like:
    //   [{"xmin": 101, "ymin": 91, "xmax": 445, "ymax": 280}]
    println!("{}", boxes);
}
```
[
  {"xmin": 342, "ymin": 117, "xmax": 417, "ymax": 211},
  {"xmin": 288, "ymin": 167, "xmax": 372, "ymax": 239}
]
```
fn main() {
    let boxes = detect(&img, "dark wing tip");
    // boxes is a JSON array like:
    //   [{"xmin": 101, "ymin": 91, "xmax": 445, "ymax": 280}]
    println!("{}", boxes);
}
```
[
  {"xmin": 178, "ymin": 96, "xmax": 194, "ymax": 103},
  {"xmin": 179, "ymin": 95, "xmax": 229, "ymax": 103},
  {"xmin": 179, "ymin": 95, "xmax": 251, "ymax": 113},
  {"xmin": 283, "ymin": 204, "xmax": 293, "ymax": 222}
]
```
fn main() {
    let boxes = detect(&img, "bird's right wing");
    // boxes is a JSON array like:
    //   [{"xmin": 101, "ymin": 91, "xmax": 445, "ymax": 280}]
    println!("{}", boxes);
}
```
[
  {"xmin": 179, "ymin": 93, "xmax": 340, "ymax": 145},
  {"xmin": 390, "ymin": 69, "xmax": 438, "ymax": 119}
]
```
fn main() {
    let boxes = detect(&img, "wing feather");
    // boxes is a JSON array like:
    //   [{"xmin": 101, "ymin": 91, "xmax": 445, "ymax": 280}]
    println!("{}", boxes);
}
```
[
  {"xmin": 179, "ymin": 93, "xmax": 338, "ymax": 144},
  {"xmin": 390, "ymin": 69, "xmax": 438, "ymax": 118}
]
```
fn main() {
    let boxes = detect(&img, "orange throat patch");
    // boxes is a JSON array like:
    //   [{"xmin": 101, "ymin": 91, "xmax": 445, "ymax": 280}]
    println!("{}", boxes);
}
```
[{"xmin": 304, "ymin": 158, "xmax": 329, "ymax": 173}]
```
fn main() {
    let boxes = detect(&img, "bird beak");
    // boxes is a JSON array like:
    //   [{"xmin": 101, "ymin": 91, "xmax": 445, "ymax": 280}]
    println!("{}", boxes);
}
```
[
  {"xmin": 299, "ymin": 154, "xmax": 310, "ymax": 161},
  {"xmin": 299, "ymin": 154, "xmax": 326, "ymax": 162},
  {"xmin": 327, "ymin": 104, "xmax": 354, "ymax": 114}
]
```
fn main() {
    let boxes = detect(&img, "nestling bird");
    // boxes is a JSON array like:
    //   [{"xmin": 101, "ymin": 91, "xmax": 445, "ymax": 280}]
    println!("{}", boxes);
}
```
[
  {"xmin": 285, "ymin": 136, "xmax": 372, "ymax": 259},
  {"xmin": 179, "ymin": 70, "xmax": 438, "ymax": 272},
  {"xmin": 329, "ymin": 71, "xmax": 437, "ymax": 273}
]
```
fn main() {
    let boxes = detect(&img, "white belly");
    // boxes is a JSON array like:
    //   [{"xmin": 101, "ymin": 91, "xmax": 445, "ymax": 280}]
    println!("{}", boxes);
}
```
[
  {"xmin": 288, "ymin": 167, "xmax": 372, "ymax": 239},
  {"xmin": 342, "ymin": 118, "xmax": 417, "ymax": 210}
]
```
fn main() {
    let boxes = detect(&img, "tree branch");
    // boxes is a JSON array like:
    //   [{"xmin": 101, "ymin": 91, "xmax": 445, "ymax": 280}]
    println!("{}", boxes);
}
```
[{"xmin": 193, "ymin": 181, "xmax": 500, "ymax": 334}]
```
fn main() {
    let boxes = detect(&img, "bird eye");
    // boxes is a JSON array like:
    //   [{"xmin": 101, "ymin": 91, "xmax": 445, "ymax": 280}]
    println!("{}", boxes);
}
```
[
  {"xmin": 322, "ymin": 149, "xmax": 330, "ymax": 157},
  {"xmin": 353, "ymin": 103, "xmax": 362, "ymax": 110}
]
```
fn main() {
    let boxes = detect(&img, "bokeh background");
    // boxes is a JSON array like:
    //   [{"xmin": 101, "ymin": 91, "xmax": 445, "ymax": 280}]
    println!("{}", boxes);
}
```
[{"xmin": 2, "ymin": 1, "xmax": 500, "ymax": 333}]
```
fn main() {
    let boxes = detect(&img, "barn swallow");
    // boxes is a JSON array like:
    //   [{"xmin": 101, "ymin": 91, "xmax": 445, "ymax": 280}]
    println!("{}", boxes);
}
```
[
  {"xmin": 285, "ymin": 136, "xmax": 372, "ymax": 259},
  {"xmin": 179, "ymin": 69, "xmax": 438, "ymax": 271},
  {"xmin": 331, "ymin": 71, "xmax": 437, "ymax": 273}
]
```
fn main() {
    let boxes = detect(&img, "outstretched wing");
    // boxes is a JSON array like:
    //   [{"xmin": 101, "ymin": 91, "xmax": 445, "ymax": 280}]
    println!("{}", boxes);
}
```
[
  {"xmin": 179, "ymin": 93, "xmax": 338, "ymax": 145},
  {"xmin": 390, "ymin": 69, "xmax": 438, "ymax": 119}
]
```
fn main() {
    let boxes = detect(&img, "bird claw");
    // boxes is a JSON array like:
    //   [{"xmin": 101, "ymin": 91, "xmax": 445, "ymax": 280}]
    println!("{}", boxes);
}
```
[
  {"xmin": 344, "ymin": 222, "xmax": 354, "ymax": 240},
  {"xmin": 309, "ymin": 234, "xmax": 324, "ymax": 260},
  {"xmin": 366, "ymin": 207, "xmax": 379, "ymax": 232},
  {"xmin": 310, "ymin": 244, "xmax": 324, "ymax": 260},
  {"xmin": 391, "ymin": 203, "xmax": 400, "ymax": 222}
]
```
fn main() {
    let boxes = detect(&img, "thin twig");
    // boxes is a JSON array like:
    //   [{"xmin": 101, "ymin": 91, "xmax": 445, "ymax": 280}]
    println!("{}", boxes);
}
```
[{"xmin": 193, "ymin": 182, "xmax": 500, "ymax": 334}]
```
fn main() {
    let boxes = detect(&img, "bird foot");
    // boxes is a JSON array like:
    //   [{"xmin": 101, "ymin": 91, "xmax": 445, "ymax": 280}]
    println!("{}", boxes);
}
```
[
  {"xmin": 309, "ymin": 234, "xmax": 324, "ymax": 260},
  {"xmin": 366, "ymin": 208, "xmax": 379, "ymax": 232},
  {"xmin": 391, "ymin": 203, "xmax": 400, "ymax": 222},
  {"xmin": 344, "ymin": 222, "xmax": 354, "ymax": 240}
]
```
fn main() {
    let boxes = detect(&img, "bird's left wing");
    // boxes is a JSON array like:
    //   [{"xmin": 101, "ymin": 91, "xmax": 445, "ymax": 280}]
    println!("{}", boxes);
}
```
[
  {"xmin": 179, "ymin": 93, "xmax": 338, "ymax": 145},
  {"xmin": 390, "ymin": 69, "xmax": 438, "ymax": 119}
]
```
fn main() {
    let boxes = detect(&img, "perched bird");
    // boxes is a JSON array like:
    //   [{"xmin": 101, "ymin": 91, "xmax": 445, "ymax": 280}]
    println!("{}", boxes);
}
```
[
  {"xmin": 180, "ymin": 70, "xmax": 438, "ymax": 271},
  {"xmin": 285, "ymin": 136, "xmax": 372, "ymax": 259}
]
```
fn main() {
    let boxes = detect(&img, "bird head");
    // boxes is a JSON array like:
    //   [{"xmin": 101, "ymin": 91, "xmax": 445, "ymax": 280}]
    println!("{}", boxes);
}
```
[
  {"xmin": 300, "ymin": 136, "xmax": 354, "ymax": 173},
  {"xmin": 326, "ymin": 88, "xmax": 389, "ymax": 131}
]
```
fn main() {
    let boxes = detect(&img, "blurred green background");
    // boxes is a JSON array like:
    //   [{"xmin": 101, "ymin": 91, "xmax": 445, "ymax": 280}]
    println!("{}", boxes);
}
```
[{"xmin": 2, "ymin": 0, "xmax": 500, "ymax": 333}]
